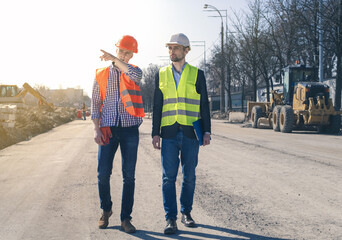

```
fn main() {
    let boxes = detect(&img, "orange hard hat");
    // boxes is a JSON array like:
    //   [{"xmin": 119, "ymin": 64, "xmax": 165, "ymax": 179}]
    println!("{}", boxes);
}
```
[{"xmin": 115, "ymin": 35, "xmax": 138, "ymax": 53}]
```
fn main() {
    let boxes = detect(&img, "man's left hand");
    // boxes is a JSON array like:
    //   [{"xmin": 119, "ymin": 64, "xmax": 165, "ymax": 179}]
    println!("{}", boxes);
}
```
[{"xmin": 203, "ymin": 133, "xmax": 210, "ymax": 146}]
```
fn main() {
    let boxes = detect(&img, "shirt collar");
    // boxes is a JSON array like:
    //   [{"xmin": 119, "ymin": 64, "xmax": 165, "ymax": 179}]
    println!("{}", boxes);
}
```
[
  {"xmin": 110, "ymin": 63, "xmax": 120, "ymax": 71},
  {"xmin": 171, "ymin": 62, "xmax": 187, "ymax": 74}
]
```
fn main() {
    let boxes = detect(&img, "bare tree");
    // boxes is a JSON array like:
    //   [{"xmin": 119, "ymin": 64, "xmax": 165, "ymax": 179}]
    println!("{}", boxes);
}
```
[
  {"xmin": 141, "ymin": 64, "xmax": 159, "ymax": 113},
  {"xmin": 321, "ymin": 0, "xmax": 342, "ymax": 109},
  {"xmin": 204, "ymin": 0, "xmax": 342, "ymax": 110},
  {"xmin": 294, "ymin": 0, "xmax": 342, "ymax": 108},
  {"xmin": 205, "ymin": 46, "xmax": 223, "ymax": 97},
  {"xmin": 263, "ymin": 0, "xmax": 303, "ymax": 67},
  {"xmin": 232, "ymin": 0, "xmax": 266, "ymax": 101}
]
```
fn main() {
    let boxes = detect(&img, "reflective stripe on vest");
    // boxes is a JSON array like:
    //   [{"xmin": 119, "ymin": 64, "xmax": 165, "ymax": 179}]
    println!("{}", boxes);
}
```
[
  {"xmin": 96, "ymin": 66, "xmax": 145, "ymax": 117},
  {"xmin": 162, "ymin": 109, "xmax": 199, "ymax": 118},
  {"xmin": 162, "ymin": 97, "xmax": 200, "ymax": 106},
  {"xmin": 159, "ymin": 64, "xmax": 200, "ymax": 127}
]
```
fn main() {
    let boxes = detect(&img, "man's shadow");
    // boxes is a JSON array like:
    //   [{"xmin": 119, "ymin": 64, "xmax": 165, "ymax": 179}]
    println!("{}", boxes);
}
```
[{"xmin": 108, "ymin": 223, "xmax": 291, "ymax": 240}]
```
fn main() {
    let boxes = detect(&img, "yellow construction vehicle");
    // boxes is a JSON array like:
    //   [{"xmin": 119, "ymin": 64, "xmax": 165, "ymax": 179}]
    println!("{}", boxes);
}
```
[
  {"xmin": 0, "ymin": 85, "xmax": 22, "ymax": 103},
  {"xmin": 247, "ymin": 64, "xmax": 342, "ymax": 133},
  {"xmin": 0, "ymin": 83, "xmax": 54, "ymax": 111}
]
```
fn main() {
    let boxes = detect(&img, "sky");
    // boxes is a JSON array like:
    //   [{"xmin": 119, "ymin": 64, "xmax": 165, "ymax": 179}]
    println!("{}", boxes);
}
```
[{"xmin": 0, "ymin": 0, "xmax": 248, "ymax": 97}]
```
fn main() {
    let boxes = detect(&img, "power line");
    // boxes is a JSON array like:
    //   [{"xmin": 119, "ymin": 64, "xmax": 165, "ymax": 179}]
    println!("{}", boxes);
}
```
[{"xmin": 189, "ymin": 35, "xmax": 221, "ymax": 63}]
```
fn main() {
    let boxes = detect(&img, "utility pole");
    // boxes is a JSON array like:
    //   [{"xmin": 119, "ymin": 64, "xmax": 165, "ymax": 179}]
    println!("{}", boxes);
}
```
[
  {"xmin": 204, "ymin": 4, "xmax": 226, "ymax": 113},
  {"xmin": 337, "ymin": 0, "xmax": 342, "ymax": 109},
  {"xmin": 220, "ymin": 20, "xmax": 225, "ymax": 113},
  {"xmin": 319, "ymin": 0, "xmax": 323, "ymax": 82}
]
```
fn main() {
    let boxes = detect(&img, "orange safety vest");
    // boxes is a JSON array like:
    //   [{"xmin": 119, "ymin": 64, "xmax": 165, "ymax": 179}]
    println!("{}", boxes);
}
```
[{"xmin": 96, "ymin": 65, "xmax": 145, "ymax": 117}]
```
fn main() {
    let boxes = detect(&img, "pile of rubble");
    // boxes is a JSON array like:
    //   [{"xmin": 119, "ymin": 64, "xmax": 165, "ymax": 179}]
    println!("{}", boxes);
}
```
[
  {"xmin": 211, "ymin": 111, "xmax": 229, "ymax": 120},
  {"xmin": 211, "ymin": 111, "xmax": 247, "ymax": 123},
  {"xmin": 0, "ymin": 105, "xmax": 76, "ymax": 150}
]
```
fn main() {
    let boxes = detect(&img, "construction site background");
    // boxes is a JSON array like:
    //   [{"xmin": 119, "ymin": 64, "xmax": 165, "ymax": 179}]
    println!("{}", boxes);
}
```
[
  {"xmin": 25, "ymin": 86, "xmax": 91, "ymax": 108},
  {"xmin": 0, "ymin": 84, "xmax": 90, "ymax": 150},
  {"xmin": 0, "ymin": 106, "xmax": 76, "ymax": 150}
]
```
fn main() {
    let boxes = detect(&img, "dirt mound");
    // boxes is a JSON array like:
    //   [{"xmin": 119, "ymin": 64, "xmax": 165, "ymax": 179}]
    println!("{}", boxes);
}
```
[
  {"xmin": 211, "ymin": 111, "xmax": 229, "ymax": 119},
  {"xmin": 0, "ymin": 106, "xmax": 76, "ymax": 150}
]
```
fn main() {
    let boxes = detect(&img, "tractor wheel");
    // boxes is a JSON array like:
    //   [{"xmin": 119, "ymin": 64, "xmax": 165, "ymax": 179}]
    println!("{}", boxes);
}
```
[
  {"xmin": 317, "ymin": 125, "xmax": 328, "ymax": 134},
  {"xmin": 326, "ymin": 115, "xmax": 341, "ymax": 134},
  {"xmin": 251, "ymin": 106, "xmax": 263, "ymax": 128},
  {"xmin": 279, "ymin": 105, "xmax": 294, "ymax": 133},
  {"xmin": 272, "ymin": 105, "xmax": 282, "ymax": 132},
  {"xmin": 268, "ymin": 113, "xmax": 273, "ymax": 128}
]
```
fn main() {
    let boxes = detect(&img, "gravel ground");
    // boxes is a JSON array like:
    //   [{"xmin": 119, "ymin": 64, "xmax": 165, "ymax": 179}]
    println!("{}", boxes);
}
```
[{"xmin": 0, "ymin": 118, "xmax": 341, "ymax": 240}]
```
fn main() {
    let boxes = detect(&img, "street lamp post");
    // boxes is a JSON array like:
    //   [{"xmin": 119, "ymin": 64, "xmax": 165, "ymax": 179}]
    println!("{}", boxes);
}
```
[{"xmin": 204, "ymin": 4, "xmax": 225, "ymax": 113}]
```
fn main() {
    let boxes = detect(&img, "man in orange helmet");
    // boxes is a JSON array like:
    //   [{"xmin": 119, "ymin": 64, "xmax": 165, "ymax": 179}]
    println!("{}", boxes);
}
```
[{"xmin": 91, "ymin": 35, "xmax": 144, "ymax": 234}]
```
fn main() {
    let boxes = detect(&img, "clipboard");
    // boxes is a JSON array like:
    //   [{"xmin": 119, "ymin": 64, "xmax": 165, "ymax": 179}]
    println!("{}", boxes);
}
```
[{"xmin": 192, "ymin": 119, "xmax": 203, "ymax": 146}]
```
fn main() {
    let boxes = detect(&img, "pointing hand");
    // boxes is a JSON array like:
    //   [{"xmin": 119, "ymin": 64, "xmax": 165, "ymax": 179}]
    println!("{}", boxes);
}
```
[{"xmin": 100, "ymin": 49, "xmax": 116, "ymax": 62}]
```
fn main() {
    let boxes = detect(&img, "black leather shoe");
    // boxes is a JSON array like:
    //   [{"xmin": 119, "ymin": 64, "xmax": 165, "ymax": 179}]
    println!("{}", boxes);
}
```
[
  {"xmin": 181, "ymin": 213, "xmax": 196, "ymax": 227},
  {"xmin": 164, "ymin": 219, "xmax": 177, "ymax": 235}
]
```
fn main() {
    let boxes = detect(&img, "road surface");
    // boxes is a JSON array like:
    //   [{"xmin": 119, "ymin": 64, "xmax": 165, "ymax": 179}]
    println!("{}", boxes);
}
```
[{"xmin": 0, "ymin": 118, "xmax": 341, "ymax": 240}]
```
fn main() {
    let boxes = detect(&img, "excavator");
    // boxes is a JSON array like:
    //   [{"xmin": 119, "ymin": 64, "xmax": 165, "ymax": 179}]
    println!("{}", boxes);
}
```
[{"xmin": 0, "ymin": 83, "xmax": 54, "ymax": 111}]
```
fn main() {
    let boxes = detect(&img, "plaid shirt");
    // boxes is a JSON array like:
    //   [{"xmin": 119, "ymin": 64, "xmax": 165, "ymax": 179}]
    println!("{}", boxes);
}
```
[{"xmin": 91, "ymin": 63, "xmax": 143, "ymax": 127}]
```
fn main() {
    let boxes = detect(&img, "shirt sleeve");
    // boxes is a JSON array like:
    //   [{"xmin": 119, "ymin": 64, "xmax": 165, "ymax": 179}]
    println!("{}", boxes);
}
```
[
  {"xmin": 152, "ymin": 72, "xmax": 163, "ymax": 137},
  {"xmin": 126, "ymin": 64, "xmax": 143, "ymax": 84},
  {"xmin": 91, "ymin": 78, "xmax": 101, "ymax": 120},
  {"xmin": 196, "ymin": 70, "xmax": 211, "ymax": 134}
]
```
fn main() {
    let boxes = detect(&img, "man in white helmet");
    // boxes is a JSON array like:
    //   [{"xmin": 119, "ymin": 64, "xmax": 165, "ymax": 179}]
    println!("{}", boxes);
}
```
[{"xmin": 152, "ymin": 33, "xmax": 211, "ymax": 235}]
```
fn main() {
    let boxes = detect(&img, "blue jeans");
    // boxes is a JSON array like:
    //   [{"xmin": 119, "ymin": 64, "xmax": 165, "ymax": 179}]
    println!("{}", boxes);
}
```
[
  {"xmin": 97, "ymin": 125, "xmax": 139, "ymax": 221},
  {"xmin": 161, "ymin": 128, "xmax": 199, "ymax": 220}
]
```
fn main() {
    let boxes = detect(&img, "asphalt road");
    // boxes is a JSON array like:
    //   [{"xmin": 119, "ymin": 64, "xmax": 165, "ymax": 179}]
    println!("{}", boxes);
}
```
[{"xmin": 0, "ymin": 118, "xmax": 341, "ymax": 240}]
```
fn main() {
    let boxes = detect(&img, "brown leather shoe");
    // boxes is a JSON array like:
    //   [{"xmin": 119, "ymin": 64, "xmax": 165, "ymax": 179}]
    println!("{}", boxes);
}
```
[
  {"xmin": 98, "ymin": 210, "xmax": 112, "ymax": 229},
  {"xmin": 121, "ymin": 218, "xmax": 136, "ymax": 233}
]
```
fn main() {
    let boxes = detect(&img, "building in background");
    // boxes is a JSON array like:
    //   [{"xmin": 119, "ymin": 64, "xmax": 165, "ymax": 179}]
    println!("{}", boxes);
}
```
[
  {"xmin": 23, "ymin": 87, "xmax": 91, "ymax": 109},
  {"xmin": 47, "ymin": 88, "xmax": 91, "ymax": 108}
]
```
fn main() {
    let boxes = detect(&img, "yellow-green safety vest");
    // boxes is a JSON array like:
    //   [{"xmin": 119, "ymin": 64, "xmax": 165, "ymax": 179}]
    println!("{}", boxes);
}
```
[{"xmin": 159, "ymin": 64, "xmax": 200, "ymax": 127}]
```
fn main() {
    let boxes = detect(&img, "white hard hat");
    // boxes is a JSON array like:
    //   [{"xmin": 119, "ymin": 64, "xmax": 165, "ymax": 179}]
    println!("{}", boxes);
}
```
[{"xmin": 165, "ymin": 33, "xmax": 191, "ymax": 50}]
